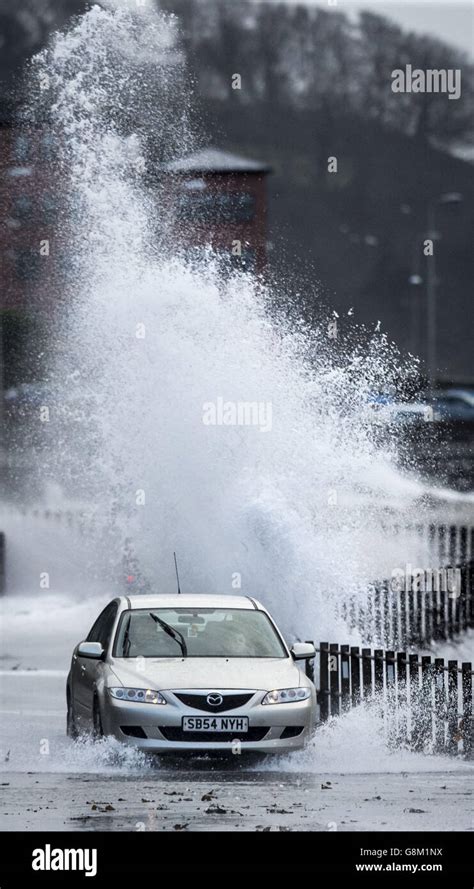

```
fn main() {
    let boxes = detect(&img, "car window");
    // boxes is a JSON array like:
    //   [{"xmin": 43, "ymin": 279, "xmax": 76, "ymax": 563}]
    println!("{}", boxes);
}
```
[
  {"xmin": 87, "ymin": 602, "xmax": 118, "ymax": 649},
  {"xmin": 86, "ymin": 608, "xmax": 108, "ymax": 643},
  {"xmin": 98, "ymin": 603, "xmax": 118, "ymax": 649},
  {"xmin": 113, "ymin": 608, "xmax": 288, "ymax": 658}
]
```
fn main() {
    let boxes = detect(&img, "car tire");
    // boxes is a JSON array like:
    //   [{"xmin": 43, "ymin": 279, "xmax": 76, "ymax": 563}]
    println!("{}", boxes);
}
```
[
  {"xmin": 92, "ymin": 696, "xmax": 104, "ymax": 739},
  {"xmin": 66, "ymin": 691, "xmax": 78, "ymax": 740}
]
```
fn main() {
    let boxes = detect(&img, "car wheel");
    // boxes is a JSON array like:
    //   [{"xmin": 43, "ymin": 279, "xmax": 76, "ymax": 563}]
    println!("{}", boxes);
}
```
[
  {"xmin": 66, "ymin": 691, "xmax": 78, "ymax": 740},
  {"xmin": 92, "ymin": 696, "xmax": 104, "ymax": 739}
]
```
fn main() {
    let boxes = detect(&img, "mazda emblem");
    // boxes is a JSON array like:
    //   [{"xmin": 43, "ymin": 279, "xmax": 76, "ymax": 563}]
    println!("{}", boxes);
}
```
[{"xmin": 207, "ymin": 693, "xmax": 223, "ymax": 707}]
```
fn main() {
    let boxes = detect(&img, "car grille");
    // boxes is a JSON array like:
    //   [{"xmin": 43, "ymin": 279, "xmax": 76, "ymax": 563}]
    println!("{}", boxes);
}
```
[
  {"xmin": 159, "ymin": 727, "xmax": 268, "ymax": 743},
  {"xmin": 173, "ymin": 692, "xmax": 254, "ymax": 713}
]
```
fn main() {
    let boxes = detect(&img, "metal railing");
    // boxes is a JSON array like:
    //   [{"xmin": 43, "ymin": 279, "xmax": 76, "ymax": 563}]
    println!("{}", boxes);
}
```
[{"xmin": 312, "ymin": 641, "xmax": 473, "ymax": 758}]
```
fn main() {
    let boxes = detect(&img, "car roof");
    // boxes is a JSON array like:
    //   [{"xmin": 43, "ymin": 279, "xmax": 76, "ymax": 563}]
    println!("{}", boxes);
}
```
[{"xmin": 121, "ymin": 594, "xmax": 266, "ymax": 612}]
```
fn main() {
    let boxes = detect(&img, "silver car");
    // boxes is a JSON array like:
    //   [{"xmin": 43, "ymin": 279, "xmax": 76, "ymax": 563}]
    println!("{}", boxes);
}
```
[{"xmin": 66, "ymin": 594, "xmax": 317, "ymax": 754}]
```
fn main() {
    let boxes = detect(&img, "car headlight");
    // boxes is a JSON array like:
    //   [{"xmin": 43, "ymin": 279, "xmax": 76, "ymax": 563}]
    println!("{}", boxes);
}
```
[
  {"xmin": 109, "ymin": 687, "xmax": 167, "ymax": 704},
  {"xmin": 261, "ymin": 688, "xmax": 311, "ymax": 705}
]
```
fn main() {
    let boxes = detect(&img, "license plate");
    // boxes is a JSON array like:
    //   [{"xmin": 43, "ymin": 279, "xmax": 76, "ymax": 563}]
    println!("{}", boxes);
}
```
[{"xmin": 182, "ymin": 716, "xmax": 249, "ymax": 732}]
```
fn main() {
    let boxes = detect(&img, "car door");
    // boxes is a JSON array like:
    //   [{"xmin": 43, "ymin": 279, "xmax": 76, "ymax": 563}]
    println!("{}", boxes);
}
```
[{"xmin": 74, "ymin": 602, "xmax": 118, "ymax": 723}]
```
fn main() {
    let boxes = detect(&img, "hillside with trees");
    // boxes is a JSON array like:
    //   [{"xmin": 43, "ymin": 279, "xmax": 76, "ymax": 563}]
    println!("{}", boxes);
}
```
[{"xmin": 162, "ymin": 0, "xmax": 474, "ymax": 381}]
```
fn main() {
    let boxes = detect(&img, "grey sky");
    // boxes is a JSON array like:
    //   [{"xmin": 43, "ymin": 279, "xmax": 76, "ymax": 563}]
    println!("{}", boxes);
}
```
[{"xmin": 252, "ymin": 1, "xmax": 474, "ymax": 57}]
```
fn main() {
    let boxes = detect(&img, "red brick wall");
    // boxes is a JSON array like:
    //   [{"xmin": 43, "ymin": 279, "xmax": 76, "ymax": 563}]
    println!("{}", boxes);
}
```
[
  {"xmin": 0, "ymin": 122, "xmax": 59, "ymax": 313},
  {"xmin": 164, "ymin": 170, "xmax": 268, "ymax": 273}
]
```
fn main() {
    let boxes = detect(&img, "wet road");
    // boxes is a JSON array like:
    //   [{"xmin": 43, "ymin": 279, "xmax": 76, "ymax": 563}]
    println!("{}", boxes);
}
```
[{"xmin": 1, "ymin": 768, "xmax": 473, "ymax": 832}]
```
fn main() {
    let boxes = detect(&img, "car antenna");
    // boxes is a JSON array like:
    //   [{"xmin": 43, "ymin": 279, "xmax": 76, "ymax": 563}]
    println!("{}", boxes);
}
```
[{"xmin": 173, "ymin": 551, "xmax": 181, "ymax": 595}]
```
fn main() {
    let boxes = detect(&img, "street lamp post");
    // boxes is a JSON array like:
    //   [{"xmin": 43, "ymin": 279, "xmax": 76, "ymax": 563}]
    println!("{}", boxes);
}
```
[{"xmin": 425, "ymin": 192, "xmax": 463, "ymax": 387}]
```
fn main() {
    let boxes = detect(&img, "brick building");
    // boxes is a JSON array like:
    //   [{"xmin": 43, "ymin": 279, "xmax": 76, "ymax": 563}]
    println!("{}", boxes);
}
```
[
  {"xmin": 0, "ymin": 131, "xmax": 271, "ymax": 386},
  {"xmin": 162, "ymin": 147, "xmax": 271, "ymax": 273},
  {"xmin": 0, "ymin": 136, "xmax": 271, "ymax": 315},
  {"xmin": 0, "ymin": 114, "xmax": 59, "ymax": 315}
]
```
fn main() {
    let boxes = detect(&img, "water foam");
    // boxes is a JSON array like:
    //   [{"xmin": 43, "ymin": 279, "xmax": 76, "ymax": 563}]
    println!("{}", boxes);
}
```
[{"xmin": 18, "ymin": 4, "xmax": 431, "ymax": 643}]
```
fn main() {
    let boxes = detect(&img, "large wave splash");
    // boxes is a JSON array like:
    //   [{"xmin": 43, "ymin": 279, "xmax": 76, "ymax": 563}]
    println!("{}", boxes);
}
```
[{"xmin": 22, "ymin": 2, "xmax": 422, "ymax": 640}]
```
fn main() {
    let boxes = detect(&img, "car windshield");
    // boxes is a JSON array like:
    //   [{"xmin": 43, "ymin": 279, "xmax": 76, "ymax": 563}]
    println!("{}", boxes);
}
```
[{"xmin": 113, "ymin": 608, "xmax": 287, "ymax": 658}]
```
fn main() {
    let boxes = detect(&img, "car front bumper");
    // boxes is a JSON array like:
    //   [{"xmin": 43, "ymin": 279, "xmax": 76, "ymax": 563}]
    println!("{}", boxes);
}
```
[{"xmin": 101, "ymin": 687, "xmax": 316, "ymax": 754}]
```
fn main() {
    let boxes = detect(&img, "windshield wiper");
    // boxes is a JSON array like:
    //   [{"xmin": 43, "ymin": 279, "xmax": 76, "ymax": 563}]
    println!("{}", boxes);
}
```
[{"xmin": 149, "ymin": 612, "xmax": 187, "ymax": 657}]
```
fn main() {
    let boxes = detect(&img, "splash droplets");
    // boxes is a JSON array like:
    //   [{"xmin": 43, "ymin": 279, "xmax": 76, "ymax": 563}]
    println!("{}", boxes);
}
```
[{"xmin": 27, "ymin": 4, "xmax": 419, "ymax": 641}]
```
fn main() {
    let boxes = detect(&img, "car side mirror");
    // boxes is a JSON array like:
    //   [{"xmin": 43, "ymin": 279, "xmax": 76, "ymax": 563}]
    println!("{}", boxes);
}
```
[
  {"xmin": 77, "ymin": 641, "xmax": 104, "ymax": 659},
  {"xmin": 291, "ymin": 642, "xmax": 316, "ymax": 660}
]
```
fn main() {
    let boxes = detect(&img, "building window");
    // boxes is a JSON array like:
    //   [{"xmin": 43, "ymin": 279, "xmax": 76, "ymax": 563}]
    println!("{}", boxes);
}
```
[
  {"xmin": 177, "ymin": 192, "xmax": 256, "ymax": 224},
  {"xmin": 14, "ymin": 248, "xmax": 41, "ymax": 281},
  {"xmin": 13, "ymin": 135, "xmax": 30, "ymax": 163},
  {"xmin": 41, "ymin": 133, "xmax": 56, "ymax": 162},
  {"xmin": 12, "ymin": 196, "xmax": 33, "ymax": 221},
  {"xmin": 41, "ymin": 193, "xmax": 58, "ymax": 224}
]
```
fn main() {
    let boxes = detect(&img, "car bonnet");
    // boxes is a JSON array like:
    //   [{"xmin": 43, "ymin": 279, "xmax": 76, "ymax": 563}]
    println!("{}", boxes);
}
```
[{"xmin": 107, "ymin": 656, "xmax": 305, "ymax": 691}]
